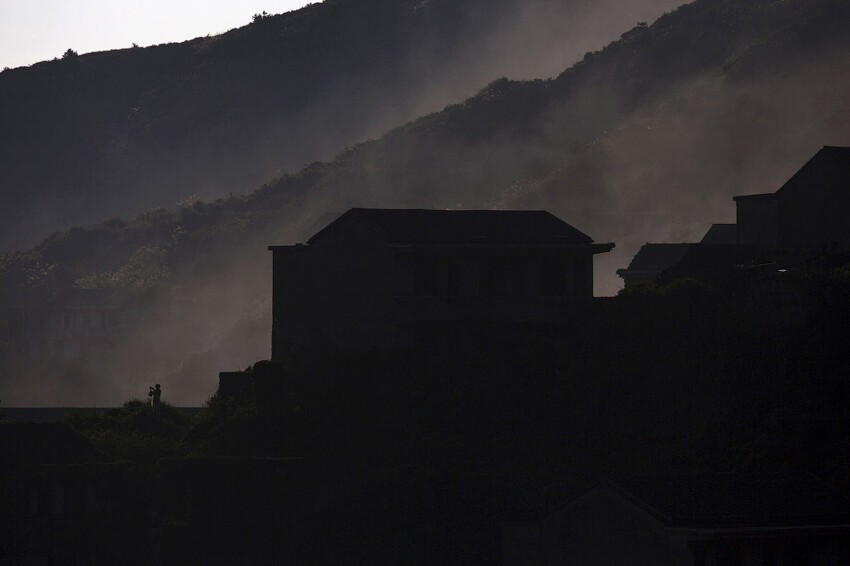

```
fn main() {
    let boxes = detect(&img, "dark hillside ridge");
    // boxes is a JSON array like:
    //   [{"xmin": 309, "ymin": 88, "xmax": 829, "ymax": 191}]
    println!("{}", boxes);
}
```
[
  {"xmin": 3, "ymin": 0, "xmax": 848, "ymax": 289},
  {"xmin": 0, "ymin": 0, "xmax": 684, "ymax": 252}
]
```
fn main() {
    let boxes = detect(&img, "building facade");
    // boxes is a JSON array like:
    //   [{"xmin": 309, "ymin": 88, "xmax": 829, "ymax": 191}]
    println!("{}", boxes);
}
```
[
  {"xmin": 734, "ymin": 146, "xmax": 850, "ymax": 248},
  {"xmin": 269, "ymin": 208, "xmax": 614, "ymax": 356}
]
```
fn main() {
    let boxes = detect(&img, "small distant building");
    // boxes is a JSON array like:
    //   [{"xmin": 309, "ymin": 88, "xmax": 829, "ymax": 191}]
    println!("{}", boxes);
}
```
[
  {"xmin": 616, "ymin": 243, "xmax": 690, "ymax": 286},
  {"xmin": 617, "ymin": 236, "xmax": 754, "ymax": 287},
  {"xmin": 504, "ymin": 473, "xmax": 850, "ymax": 565},
  {"xmin": 734, "ymin": 146, "xmax": 850, "ymax": 248},
  {"xmin": 618, "ymin": 147, "xmax": 850, "ymax": 286},
  {"xmin": 9, "ymin": 288, "xmax": 137, "ymax": 362},
  {"xmin": 269, "ymin": 208, "xmax": 614, "ymax": 355},
  {"xmin": 616, "ymin": 227, "xmax": 738, "ymax": 287}
]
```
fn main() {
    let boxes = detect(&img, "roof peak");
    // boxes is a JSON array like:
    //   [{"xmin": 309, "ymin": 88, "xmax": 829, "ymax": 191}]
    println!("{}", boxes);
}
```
[
  {"xmin": 307, "ymin": 207, "xmax": 604, "ymax": 247},
  {"xmin": 349, "ymin": 207, "xmax": 551, "ymax": 213}
]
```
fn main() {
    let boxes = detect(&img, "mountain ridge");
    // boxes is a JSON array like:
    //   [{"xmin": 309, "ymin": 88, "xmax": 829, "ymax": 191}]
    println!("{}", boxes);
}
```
[{"xmin": 0, "ymin": 0, "xmax": 683, "ymax": 251}]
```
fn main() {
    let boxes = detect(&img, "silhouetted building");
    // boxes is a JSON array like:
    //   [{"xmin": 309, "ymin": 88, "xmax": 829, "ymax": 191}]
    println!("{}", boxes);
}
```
[
  {"xmin": 699, "ymin": 223, "xmax": 737, "ymax": 245},
  {"xmin": 8, "ymin": 288, "xmax": 137, "ymax": 362},
  {"xmin": 0, "ymin": 423, "xmax": 140, "ymax": 563},
  {"xmin": 617, "ymin": 227, "xmax": 739, "ymax": 287},
  {"xmin": 734, "ymin": 146, "xmax": 850, "ymax": 248},
  {"xmin": 504, "ymin": 473, "xmax": 850, "ymax": 565},
  {"xmin": 269, "ymin": 208, "xmax": 614, "ymax": 355},
  {"xmin": 618, "ymin": 147, "xmax": 850, "ymax": 286},
  {"xmin": 616, "ymin": 243, "xmax": 690, "ymax": 286}
]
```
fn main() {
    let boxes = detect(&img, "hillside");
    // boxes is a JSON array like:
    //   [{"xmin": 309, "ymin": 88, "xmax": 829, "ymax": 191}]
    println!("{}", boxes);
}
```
[
  {"xmin": 3, "ymin": 0, "xmax": 850, "ymax": 405},
  {"xmin": 0, "ymin": 0, "xmax": 682, "ymax": 252}
]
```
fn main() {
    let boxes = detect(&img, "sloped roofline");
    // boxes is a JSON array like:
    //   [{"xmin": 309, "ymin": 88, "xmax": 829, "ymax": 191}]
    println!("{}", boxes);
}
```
[
  {"xmin": 304, "ymin": 207, "xmax": 601, "ymax": 246},
  {"xmin": 307, "ymin": 208, "xmax": 398, "ymax": 244},
  {"xmin": 545, "ymin": 480, "xmax": 671, "ymax": 528},
  {"xmin": 614, "ymin": 473, "xmax": 850, "ymax": 531},
  {"xmin": 733, "ymin": 146, "xmax": 850, "ymax": 201},
  {"xmin": 774, "ymin": 145, "xmax": 850, "ymax": 195},
  {"xmin": 550, "ymin": 473, "xmax": 850, "ymax": 532},
  {"xmin": 732, "ymin": 192, "xmax": 775, "ymax": 201}
]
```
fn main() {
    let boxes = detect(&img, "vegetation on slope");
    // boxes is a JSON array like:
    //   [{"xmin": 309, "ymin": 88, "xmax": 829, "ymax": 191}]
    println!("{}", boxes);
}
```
[{"xmin": 0, "ymin": 0, "xmax": 682, "ymax": 252}]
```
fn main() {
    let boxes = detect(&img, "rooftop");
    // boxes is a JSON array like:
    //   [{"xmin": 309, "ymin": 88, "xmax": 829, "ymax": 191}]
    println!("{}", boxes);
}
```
[
  {"xmin": 734, "ymin": 146, "xmax": 850, "ymax": 201},
  {"xmin": 616, "ymin": 473, "xmax": 850, "ymax": 530},
  {"xmin": 308, "ymin": 208, "xmax": 599, "ymax": 246},
  {"xmin": 700, "ymin": 224, "xmax": 737, "ymax": 245},
  {"xmin": 616, "ymin": 243, "xmax": 690, "ymax": 277}
]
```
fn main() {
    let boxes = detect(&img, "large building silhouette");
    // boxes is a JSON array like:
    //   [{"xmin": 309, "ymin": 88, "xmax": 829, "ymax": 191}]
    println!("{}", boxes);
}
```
[
  {"xmin": 734, "ymin": 146, "xmax": 850, "ymax": 248},
  {"xmin": 269, "ymin": 208, "xmax": 614, "ymax": 356}
]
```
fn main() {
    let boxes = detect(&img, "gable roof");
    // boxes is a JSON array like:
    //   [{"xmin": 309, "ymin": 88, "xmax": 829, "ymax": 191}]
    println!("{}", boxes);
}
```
[
  {"xmin": 308, "ymin": 208, "xmax": 597, "ymax": 246},
  {"xmin": 614, "ymin": 473, "xmax": 850, "ymax": 530},
  {"xmin": 776, "ymin": 146, "xmax": 850, "ymax": 195},
  {"xmin": 616, "ymin": 243, "xmax": 690, "ymax": 278},
  {"xmin": 734, "ymin": 146, "xmax": 850, "ymax": 201},
  {"xmin": 700, "ymin": 223, "xmax": 737, "ymax": 244}
]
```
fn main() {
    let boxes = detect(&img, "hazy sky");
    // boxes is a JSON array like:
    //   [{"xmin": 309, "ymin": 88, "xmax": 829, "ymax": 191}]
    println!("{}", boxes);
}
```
[{"xmin": 0, "ymin": 1, "xmax": 318, "ymax": 70}]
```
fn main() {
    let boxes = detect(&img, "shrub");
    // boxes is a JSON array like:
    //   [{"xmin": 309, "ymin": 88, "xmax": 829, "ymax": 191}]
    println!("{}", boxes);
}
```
[{"xmin": 65, "ymin": 399, "xmax": 190, "ymax": 464}]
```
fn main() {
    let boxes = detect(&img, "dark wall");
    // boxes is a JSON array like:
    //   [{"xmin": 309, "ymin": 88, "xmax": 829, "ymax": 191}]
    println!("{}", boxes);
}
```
[
  {"xmin": 778, "ymin": 156, "xmax": 850, "ymax": 248},
  {"xmin": 272, "ymin": 238, "xmax": 598, "ymax": 355},
  {"xmin": 736, "ymin": 196, "xmax": 779, "ymax": 246}
]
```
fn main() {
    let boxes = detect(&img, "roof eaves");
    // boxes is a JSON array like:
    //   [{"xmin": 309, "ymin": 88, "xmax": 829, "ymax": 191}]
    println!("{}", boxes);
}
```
[
  {"xmin": 388, "ymin": 241, "xmax": 606, "ymax": 248},
  {"xmin": 591, "ymin": 242, "xmax": 615, "ymax": 254},
  {"xmin": 665, "ymin": 523, "xmax": 850, "ymax": 535},
  {"xmin": 542, "ymin": 210, "xmax": 594, "ymax": 243},
  {"xmin": 733, "ymin": 192, "xmax": 776, "ymax": 201},
  {"xmin": 606, "ymin": 480, "xmax": 675, "ymax": 525},
  {"xmin": 773, "ymin": 146, "xmax": 850, "ymax": 196},
  {"xmin": 305, "ymin": 208, "xmax": 392, "ymax": 245},
  {"xmin": 268, "ymin": 244, "xmax": 307, "ymax": 250}
]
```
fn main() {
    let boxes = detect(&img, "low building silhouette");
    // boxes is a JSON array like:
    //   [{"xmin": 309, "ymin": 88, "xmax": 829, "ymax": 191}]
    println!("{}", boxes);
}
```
[
  {"xmin": 0, "ymin": 422, "xmax": 141, "ymax": 564},
  {"xmin": 269, "ymin": 208, "xmax": 614, "ymax": 355},
  {"xmin": 504, "ymin": 473, "xmax": 850, "ymax": 565},
  {"xmin": 616, "ymin": 243, "xmax": 691, "ymax": 286},
  {"xmin": 617, "ymin": 223, "xmax": 744, "ymax": 287},
  {"xmin": 619, "ymin": 147, "xmax": 850, "ymax": 286}
]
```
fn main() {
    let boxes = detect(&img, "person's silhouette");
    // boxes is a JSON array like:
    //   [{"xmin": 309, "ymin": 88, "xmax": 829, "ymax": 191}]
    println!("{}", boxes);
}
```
[{"xmin": 148, "ymin": 384, "xmax": 162, "ymax": 412}]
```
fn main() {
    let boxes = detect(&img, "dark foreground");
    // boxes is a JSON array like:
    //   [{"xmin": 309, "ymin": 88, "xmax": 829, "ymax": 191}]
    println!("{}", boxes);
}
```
[{"xmin": 2, "ymin": 248, "xmax": 850, "ymax": 564}]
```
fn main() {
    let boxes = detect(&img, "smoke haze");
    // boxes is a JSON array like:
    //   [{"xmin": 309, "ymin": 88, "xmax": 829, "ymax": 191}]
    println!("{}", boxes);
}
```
[
  {"xmin": 3, "ymin": 0, "xmax": 850, "ymax": 406},
  {"xmin": 0, "ymin": 0, "xmax": 685, "ymax": 253}
]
